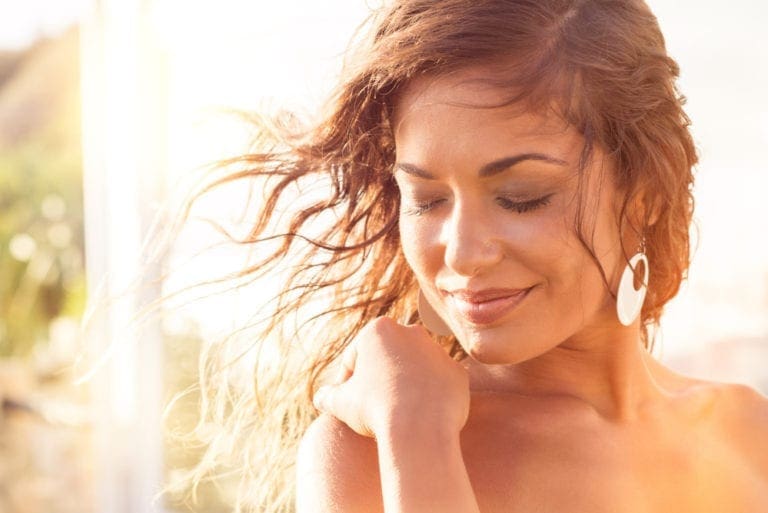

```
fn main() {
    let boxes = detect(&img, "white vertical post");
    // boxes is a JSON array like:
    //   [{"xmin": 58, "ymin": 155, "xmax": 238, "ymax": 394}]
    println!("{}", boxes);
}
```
[{"xmin": 80, "ymin": 0, "xmax": 168, "ymax": 511}]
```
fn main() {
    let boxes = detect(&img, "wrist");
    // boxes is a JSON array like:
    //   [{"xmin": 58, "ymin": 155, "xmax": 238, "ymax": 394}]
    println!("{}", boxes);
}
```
[
  {"xmin": 374, "ymin": 409, "xmax": 462, "ymax": 445},
  {"xmin": 375, "ymin": 413, "xmax": 479, "ymax": 513},
  {"xmin": 370, "ymin": 391, "xmax": 467, "ymax": 441}
]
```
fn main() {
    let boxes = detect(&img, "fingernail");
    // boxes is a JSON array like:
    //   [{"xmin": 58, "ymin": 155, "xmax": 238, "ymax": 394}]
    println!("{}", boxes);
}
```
[{"xmin": 313, "ymin": 386, "xmax": 330, "ymax": 411}]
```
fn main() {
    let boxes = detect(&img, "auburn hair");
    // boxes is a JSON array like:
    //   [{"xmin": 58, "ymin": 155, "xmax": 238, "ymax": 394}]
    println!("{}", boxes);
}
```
[{"xmin": 165, "ymin": 1, "xmax": 697, "ymax": 511}]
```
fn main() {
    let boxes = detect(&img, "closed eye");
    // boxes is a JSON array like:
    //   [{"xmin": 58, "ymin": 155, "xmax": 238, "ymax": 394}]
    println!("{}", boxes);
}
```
[
  {"xmin": 402, "ymin": 198, "xmax": 446, "ymax": 216},
  {"xmin": 496, "ymin": 194, "xmax": 553, "ymax": 213},
  {"xmin": 401, "ymin": 193, "xmax": 554, "ymax": 216}
]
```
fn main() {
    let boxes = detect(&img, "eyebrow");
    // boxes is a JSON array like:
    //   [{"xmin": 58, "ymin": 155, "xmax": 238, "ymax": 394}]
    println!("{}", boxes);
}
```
[{"xmin": 394, "ymin": 153, "xmax": 569, "ymax": 179}]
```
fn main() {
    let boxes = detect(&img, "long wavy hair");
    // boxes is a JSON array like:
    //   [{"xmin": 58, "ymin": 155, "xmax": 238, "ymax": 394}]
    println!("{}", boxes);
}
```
[{"xmin": 163, "ymin": 0, "xmax": 697, "ymax": 511}]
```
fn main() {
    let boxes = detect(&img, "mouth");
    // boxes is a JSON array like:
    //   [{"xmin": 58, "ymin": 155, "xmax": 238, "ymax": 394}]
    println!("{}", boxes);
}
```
[{"xmin": 444, "ymin": 287, "xmax": 533, "ymax": 326}]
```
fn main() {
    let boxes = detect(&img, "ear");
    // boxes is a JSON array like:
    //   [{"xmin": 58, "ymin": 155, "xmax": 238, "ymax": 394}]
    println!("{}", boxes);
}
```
[
  {"xmin": 625, "ymin": 187, "xmax": 661, "ymax": 231},
  {"xmin": 637, "ymin": 189, "xmax": 662, "ymax": 227}
]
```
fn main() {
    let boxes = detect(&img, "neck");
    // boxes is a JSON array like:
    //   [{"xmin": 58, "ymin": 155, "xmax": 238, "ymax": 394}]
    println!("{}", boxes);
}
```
[{"xmin": 469, "ymin": 324, "xmax": 669, "ymax": 422}]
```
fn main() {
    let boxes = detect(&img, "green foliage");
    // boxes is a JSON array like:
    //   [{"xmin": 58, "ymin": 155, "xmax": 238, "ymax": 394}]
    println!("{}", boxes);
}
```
[{"xmin": 0, "ymin": 31, "xmax": 85, "ymax": 358}]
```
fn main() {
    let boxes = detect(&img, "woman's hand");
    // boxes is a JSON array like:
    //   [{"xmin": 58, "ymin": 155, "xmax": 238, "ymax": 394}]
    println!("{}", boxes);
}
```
[
  {"xmin": 308, "ymin": 317, "xmax": 480, "ymax": 513},
  {"xmin": 312, "ymin": 317, "xmax": 470, "ymax": 440}
]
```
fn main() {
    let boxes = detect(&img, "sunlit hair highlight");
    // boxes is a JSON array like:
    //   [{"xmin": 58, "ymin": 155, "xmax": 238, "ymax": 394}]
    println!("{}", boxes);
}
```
[{"xmin": 164, "ymin": 1, "xmax": 697, "ymax": 511}]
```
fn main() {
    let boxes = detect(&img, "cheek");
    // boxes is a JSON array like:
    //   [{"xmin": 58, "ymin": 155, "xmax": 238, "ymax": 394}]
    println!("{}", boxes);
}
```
[
  {"xmin": 508, "ymin": 209, "xmax": 578, "ymax": 277},
  {"xmin": 510, "ymin": 202, "xmax": 610, "ymax": 312},
  {"xmin": 544, "ymin": 197, "xmax": 624, "ymax": 316},
  {"xmin": 398, "ymin": 214, "xmax": 437, "ymax": 279}
]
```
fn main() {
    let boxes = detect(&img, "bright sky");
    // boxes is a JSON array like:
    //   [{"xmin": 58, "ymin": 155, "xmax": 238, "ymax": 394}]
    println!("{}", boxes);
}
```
[{"xmin": 0, "ymin": 0, "xmax": 87, "ymax": 49}]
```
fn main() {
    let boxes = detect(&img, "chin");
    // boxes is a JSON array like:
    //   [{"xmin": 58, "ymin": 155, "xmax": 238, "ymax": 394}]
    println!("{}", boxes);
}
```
[
  {"xmin": 466, "ymin": 349, "xmax": 513, "ymax": 365},
  {"xmin": 458, "ymin": 325, "xmax": 552, "ymax": 365},
  {"xmin": 460, "ymin": 332, "xmax": 523, "ymax": 365}
]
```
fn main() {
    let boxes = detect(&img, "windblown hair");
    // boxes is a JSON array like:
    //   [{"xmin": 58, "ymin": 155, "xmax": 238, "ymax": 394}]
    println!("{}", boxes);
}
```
[{"xmin": 167, "ymin": 1, "xmax": 697, "ymax": 511}]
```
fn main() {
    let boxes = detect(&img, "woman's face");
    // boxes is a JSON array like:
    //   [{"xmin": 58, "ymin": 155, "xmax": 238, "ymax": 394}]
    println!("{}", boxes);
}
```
[{"xmin": 393, "ymin": 69, "xmax": 630, "ymax": 364}]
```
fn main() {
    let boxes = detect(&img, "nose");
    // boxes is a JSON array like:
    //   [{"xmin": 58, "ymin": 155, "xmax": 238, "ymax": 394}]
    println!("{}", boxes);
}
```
[{"xmin": 440, "ymin": 198, "xmax": 503, "ymax": 277}]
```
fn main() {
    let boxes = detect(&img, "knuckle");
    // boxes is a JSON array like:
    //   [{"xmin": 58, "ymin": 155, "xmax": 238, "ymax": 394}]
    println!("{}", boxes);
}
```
[
  {"xmin": 360, "ymin": 317, "xmax": 400, "ymax": 345},
  {"xmin": 368, "ymin": 316, "xmax": 397, "ymax": 332}
]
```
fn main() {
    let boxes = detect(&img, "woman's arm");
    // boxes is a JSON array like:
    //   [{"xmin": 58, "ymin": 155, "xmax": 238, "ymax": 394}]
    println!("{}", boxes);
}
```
[
  {"xmin": 376, "ymin": 420, "xmax": 480, "ymax": 513},
  {"xmin": 295, "ymin": 414, "xmax": 479, "ymax": 513},
  {"xmin": 296, "ymin": 414, "xmax": 384, "ymax": 513}
]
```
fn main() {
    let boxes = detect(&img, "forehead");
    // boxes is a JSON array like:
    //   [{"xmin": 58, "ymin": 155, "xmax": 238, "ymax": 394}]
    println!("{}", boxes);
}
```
[{"xmin": 392, "ymin": 67, "xmax": 584, "ymax": 160}]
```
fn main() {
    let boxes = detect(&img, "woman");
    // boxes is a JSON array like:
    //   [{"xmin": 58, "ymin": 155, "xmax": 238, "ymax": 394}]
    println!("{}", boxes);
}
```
[{"xmin": 177, "ymin": 0, "xmax": 767, "ymax": 511}]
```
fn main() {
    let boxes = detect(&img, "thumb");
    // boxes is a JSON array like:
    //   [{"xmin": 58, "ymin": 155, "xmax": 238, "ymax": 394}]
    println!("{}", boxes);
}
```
[
  {"xmin": 312, "ymin": 382, "xmax": 364, "ymax": 434},
  {"xmin": 313, "ymin": 385, "xmax": 334, "ymax": 412},
  {"xmin": 313, "ymin": 384, "xmax": 345, "ymax": 415}
]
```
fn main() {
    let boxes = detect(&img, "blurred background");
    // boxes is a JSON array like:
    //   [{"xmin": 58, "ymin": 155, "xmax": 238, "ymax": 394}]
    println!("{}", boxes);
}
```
[{"xmin": 0, "ymin": 0, "xmax": 766, "ymax": 512}]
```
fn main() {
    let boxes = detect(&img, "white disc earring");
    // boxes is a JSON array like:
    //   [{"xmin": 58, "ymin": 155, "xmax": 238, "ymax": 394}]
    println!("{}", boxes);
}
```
[
  {"xmin": 616, "ymin": 251, "xmax": 649, "ymax": 326},
  {"xmin": 418, "ymin": 289, "xmax": 453, "ymax": 336}
]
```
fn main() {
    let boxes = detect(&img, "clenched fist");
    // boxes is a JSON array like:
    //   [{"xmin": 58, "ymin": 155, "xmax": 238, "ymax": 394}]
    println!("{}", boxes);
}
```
[{"xmin": 313, "ymin": 317, "xmax": 470, "ymax": 440}]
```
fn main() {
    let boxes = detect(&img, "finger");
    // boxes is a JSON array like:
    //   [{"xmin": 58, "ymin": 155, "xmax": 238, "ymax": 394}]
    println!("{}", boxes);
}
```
[
  {"xmin": 312, "ymin": 383, "xmax": 358, "ymax": 431},
  {"xmin": 313, "ymin": 385, "xmax": 333, "ymax": 412},
  {"xmin": 312, "ymin": 385, "xmax": 350, "ymax": 424},
  {"xmin": 333, "ymin": 339, "xmax": 358, "ymax": 383}
]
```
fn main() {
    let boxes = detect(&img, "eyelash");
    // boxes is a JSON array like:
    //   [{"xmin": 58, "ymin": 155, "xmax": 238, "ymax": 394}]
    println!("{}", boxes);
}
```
[
  {"xmin": 403, "ymin": 199, "xmax": 445, "ymax": 216},
  {"xmin": 403, "ymin": 194, "xmax": 553, "ymax": 216},
  {"xmin": 496, "ymin": 194, "xmax": 553, "ymax": 213}
]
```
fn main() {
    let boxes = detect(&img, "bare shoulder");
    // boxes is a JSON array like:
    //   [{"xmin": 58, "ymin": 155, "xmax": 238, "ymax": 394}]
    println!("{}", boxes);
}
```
[
  {"xmin": 295, "ymin": 413, "xmax": 383, "ymax": 513},
  {"xmin": 706, "ymin": 381, "xmax": 768, "ymax": 431},
  {"xmin": 706, "ymin": 381, "xmax": 768, "ymax": 477},
  {"xmin": 718, "ymin": 381, "xmax": 768, "ymax": 411},
  {"xmin": 659, "ymin": 364, "xmax": 767, "ymax": 427}
]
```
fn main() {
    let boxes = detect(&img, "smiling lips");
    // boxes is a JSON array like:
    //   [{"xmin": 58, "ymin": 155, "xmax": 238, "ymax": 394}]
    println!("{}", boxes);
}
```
[{"xmin": 444, "ymin": 287, "xmax": 532, "ymax": 325}]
